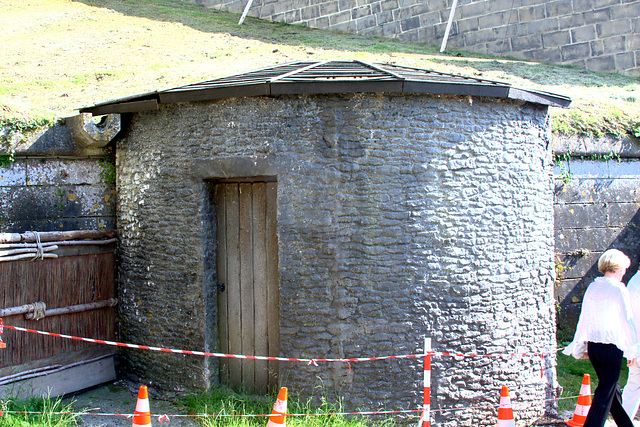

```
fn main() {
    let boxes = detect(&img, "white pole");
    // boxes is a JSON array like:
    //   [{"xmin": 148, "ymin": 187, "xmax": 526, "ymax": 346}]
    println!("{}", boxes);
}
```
[
  {"xmin": 440, "ymin": 0, "xmax": 459, "ymax": 53},
  {"xmin": 238, "ymin": 0, "xmax": 255, "ymax": 25}
]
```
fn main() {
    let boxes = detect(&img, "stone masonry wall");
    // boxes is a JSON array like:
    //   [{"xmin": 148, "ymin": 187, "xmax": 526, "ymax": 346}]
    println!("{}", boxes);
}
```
[
  {"xmin": 115, "ymin": 92, "xmax": 557, "ymax": 425},
  {"xmin": 189, "ymin": 0, "xmax": 640, "ymax": 76}
]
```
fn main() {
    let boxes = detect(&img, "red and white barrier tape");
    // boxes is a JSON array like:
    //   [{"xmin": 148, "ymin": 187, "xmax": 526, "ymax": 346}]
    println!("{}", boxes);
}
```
[
  {"xmin": 1, "ymin": 323, "xmax": 419, "ymax": 363},
  {"xmin": 435, "ymin": 350, "xmax": 549, "ymax": 358},
  {"xmin": 1, "ymin": 323, "xmax": 553, "ymax": 363},
  {"xmin": 0, "ymin": 319, "xmax": 573, "ymax": 427}
]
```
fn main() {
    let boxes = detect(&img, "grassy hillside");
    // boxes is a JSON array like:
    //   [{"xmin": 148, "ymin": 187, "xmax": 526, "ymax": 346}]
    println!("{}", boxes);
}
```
[{"xmin": 1, "ymin": 0, "xmax": 639, "ymax": 141}]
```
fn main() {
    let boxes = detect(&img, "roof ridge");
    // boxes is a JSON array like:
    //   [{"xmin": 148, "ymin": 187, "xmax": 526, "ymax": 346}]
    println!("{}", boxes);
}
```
[{"xmin": 269, "ymin": 60, "xmax": 331, "ymax": 82}]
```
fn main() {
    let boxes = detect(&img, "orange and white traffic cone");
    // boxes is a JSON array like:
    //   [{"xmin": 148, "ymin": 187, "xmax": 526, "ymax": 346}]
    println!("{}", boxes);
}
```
[
  {"xmin": 132, "ymin": 385, "xmax": 152, "ymax": 427},
  {"xmin": 566, "ymin": 374, "xmax": 591, "ymax": 427},
  {"xmin": 266, "ymin": 387, "xmax": 288, "ymax": 427},
  {"xmin": 496, "ymin": 385, "xmax": 516, "ymax": 427}
]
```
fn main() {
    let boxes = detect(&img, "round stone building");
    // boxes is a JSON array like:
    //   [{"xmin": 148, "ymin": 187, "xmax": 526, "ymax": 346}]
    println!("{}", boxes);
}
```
[{"xmin": 82, "ymin": 61, "xmax": 570, "ymax": 426}]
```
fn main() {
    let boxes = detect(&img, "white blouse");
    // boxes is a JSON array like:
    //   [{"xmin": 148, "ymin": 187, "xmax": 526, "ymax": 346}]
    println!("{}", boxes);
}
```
[
  {"xmin": 563, "ymin": 276, "xmax": 638, "ymax": 360},
  {"xmin": 628, "ymin": 271, "xmax": 640, "ymax": 340}
]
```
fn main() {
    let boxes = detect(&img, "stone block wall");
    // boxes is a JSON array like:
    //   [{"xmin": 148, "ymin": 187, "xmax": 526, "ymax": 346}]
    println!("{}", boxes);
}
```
[
  {"xmin": 115, "ymin": 93, "xmax": 557, "ymax": 425},
  {"xmin": 0, "ymin": 123, "xmax": 116, "ymax": 233},
  {"xmin": 189, "ymin": 0, "xmax": 640, "ymax": 76},
  {"xmin": 553, "ymin": 136, "xmax": 640, "ymax": 334}
]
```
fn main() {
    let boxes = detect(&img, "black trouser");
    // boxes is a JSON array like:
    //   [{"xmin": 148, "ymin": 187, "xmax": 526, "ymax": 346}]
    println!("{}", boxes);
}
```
[{"xmin": 584, "ymin": 342, "xmax": 634, "ymax": 427}]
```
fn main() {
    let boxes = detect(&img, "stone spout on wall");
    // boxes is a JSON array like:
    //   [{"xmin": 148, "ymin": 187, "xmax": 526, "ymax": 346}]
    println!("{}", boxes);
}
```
[{"xmin": 68, "ymin": 113, "xmax": 121, "ymax": 148}]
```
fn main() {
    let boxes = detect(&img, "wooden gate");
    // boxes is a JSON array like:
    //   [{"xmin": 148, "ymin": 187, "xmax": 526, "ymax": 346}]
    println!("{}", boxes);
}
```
[{"xmin": 214, "ymin": 181, "xmax": 279, "ymax": 393}]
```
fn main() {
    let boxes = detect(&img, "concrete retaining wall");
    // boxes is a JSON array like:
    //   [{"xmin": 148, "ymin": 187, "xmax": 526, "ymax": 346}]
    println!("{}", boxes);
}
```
[
  {"xmin": 553, "ymin": 136, "xmax": 640, "ymax": 333},
  {"xmin": 0, "ymin": 123, "xmax": 116, "ymax": 233}
]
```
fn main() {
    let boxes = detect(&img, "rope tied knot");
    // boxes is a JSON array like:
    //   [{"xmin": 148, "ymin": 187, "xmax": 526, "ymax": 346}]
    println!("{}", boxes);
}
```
[
  {"xmin": 25, "ymin": 302, "xmax": 47, "ymax": 321},
  {"xmin": 26, "ymin": 231, "xmax": 45, "ymax": 261}
]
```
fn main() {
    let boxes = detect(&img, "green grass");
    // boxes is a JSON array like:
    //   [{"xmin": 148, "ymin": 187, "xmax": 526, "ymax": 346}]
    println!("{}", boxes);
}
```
[
  {"xmin": 0, "ymin": 395, "xmax": 79, "ymax": 427},
  {"xmin": 0, "ymin": 386, "xmax": 396, "ymax": 427},
  {"xmin": 181, "ymin": 385, "xmax": 397, "ymax": 427}
]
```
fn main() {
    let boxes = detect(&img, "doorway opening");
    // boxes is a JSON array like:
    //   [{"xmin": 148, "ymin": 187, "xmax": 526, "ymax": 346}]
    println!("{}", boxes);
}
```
[{"xmin": 205, "ymin": 178, "xmax": 279, "ymax": 393}]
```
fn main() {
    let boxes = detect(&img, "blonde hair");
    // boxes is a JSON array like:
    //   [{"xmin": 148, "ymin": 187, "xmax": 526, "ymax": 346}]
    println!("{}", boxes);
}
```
[{"xmin": 598, "ymin": 249, "xmax": 631, "ymax": 274}]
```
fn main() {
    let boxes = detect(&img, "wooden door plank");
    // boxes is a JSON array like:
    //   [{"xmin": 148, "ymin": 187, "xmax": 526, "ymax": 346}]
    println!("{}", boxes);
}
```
[
  {"xmin": 252, "ymin": 183, "xmax": 269, "ymax": 393},
  {"xmin": 225, "ymin": 184, "xmax": 242, "ymax": 388},
  {"xmin": 239, "ymin": 183, "xmax": 255, "ymax": 390},
  {"xmin": 265, "ymin": 182, "xmax": 279, "ymax": 389},
  {"xmin": 215, "ymin": 184, "xmax": 230, "ymax": 384}
]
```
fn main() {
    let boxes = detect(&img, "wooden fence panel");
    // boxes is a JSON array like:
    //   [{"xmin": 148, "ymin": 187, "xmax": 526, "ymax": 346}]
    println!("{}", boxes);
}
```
[{"xmin": 0, "ymin": 252, "xmax": 116, "ymax": 372}]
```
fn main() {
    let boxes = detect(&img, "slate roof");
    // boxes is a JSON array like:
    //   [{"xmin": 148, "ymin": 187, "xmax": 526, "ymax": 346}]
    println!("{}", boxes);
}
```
[{"xmin": 80, "ymin": 60, "xmax": 571, "ymax": 115}]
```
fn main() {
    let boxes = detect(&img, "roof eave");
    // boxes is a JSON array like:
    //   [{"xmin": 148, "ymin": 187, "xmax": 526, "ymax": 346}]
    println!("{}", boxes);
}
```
[
  {"xmin": 507, "ymin": 87, "xmax": 572, "ymax": 108},
  {"xmin": 159, "ymin": 83, "xmax": 271, "ymax": 104},
  {"xmin": 271, "ymin": 80, "xmax": 403, "ymax": 95},
  {"xmin": 403, "ymin": 81, "xmax": 510, "ymax": 98},
  {"xmin": 80, "ymin": 99, "xmax": 159, "ymax": 115}
]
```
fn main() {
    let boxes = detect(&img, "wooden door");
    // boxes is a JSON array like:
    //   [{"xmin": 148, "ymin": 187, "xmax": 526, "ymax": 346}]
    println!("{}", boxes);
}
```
[{"xmin": 215, "ymin": 181, "xmax": 279, "ymax": 393}]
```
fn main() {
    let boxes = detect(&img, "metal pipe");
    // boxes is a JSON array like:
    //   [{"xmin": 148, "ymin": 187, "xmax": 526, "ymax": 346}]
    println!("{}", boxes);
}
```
[
  {"xmin": 0, "ymin": 304, "xmax": 34, "ymax": 317},
  {"xmin": 0, "ymin": 298, "xmax": 117, "ymax": 319},
  {"xmin": 0, "ymin": 245, "xmax": 58, "ymax": 257},
  {"xmin": 26, "ymin": 299, "xmax": 118, "ymax": 319},
  {"xmin": 0, "ymin": 253, "xmax": 58, "ymax": 262},
  {"xmin": 238, "ymin": 0, "xmax": 255, "ymax": 25},
  {"xmin": 0, "ymin": 365, "xmax": 63, "ymax": 386},
  {"xmin": 0, "ymin": 354, "xmax": 113, "ymax": 385},
  {"xmin": 0, "ymin": 230, "xmax": 116, "ymax": 244},
  {"xmin": 440, "ymin": 0, "xmax": 459, "ymax": 53},
  {"xmin": 0, "ymin": 238, "xmax": 116, "ymax": 250}
]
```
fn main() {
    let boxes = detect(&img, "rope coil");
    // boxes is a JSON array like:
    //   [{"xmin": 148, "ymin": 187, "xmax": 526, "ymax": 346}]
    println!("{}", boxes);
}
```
[{"xmin": 26, "ymin": 302, "xmax": 47, "ymax": 321}]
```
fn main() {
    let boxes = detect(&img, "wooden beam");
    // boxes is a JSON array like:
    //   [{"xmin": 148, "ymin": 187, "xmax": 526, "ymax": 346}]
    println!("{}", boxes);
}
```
[
  {"xmin": 239, "ymin": 183, "xmax": 255, "ymax": 390},
  {"xmin": 225, "ymin": 184, "xmax": 242, "ymax": 388},
  {"xmin": 253, "ymin": 183, "xmax": 268, "ymax": 393},
  {"xmin": 265, "ymin": 182, "xmax": 279, "ymax": 390},
  {"xmin": 215, "ymin": 184, "xmax": 230, "ymax": 385}
]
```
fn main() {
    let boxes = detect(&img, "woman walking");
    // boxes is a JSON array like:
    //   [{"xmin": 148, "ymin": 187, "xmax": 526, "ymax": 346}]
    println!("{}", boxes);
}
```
[{"xmin": 563, "ymin": 249, "xmax": 638, "ymax": 427}]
